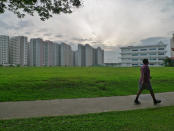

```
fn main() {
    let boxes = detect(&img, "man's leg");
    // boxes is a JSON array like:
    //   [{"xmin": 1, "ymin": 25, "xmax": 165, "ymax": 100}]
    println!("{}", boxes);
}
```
[
  {"xmin": 149, "ymin": 89, "xmax": 156, "ymax": 101},
  {"xmin": 134, "ymin": 88, "xmax": 143, "ymax": 104},
  {"xmin": 149, "ymin": 89, "xmax": 161, "ymax": 104},
  {"xmin": 135, "ymin": 89, "xmax": 143, "ymax": 100},
  {"xmin": 149, "ymin": 83, "xmax": 161, "ymax": 105}
]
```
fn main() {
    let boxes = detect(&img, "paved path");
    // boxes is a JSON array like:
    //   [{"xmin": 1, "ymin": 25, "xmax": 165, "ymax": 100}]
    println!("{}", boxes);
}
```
[{"xmin": 0, "ymin": 92, "xmax": 174, "ymax": 120}]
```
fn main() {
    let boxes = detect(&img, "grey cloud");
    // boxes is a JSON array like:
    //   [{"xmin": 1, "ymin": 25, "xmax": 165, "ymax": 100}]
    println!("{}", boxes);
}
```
[
  {"xmin": 43, "ymin": 33, "xmax": 52, "ymax": 37},
  {"xmin": 24, "ymin": 32, "xmax": 31, "ymax": 35},
  {"xmin": 0, "ymin": 19, "xmax": 33, "ymax": 31},
  {"xmin": 0, "ymin": 20, "xmax": 14, "ymax": 30},
  {"xmin": 55, "ymin": 34, "xmax": 63, "ymax": 38},
  {"xmin": 72, "ymin": 37, "xmax": 93, "ymax": 42},
  {"xmin": 17, "ymin": 21, "xmax": 33, "ymax": 28},
  {"xmin": 37, "ymin": 28, "xmax": 48, "ymax": 33}
]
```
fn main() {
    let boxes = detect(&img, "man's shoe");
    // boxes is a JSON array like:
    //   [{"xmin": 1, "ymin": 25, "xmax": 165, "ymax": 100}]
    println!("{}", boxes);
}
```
[
  {"xmin": 134, "ymin": 99, "xmax": 141, "ymax": 105},
  {"xmin": 154, "ymin": 99, "xmax": 161, "ymax": 105}
]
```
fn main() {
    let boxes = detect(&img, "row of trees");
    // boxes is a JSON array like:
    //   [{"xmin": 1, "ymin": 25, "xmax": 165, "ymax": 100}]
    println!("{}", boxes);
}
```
[{"xmin": 164, "ymin": 57, "xmax": 174, "ymax": 67}]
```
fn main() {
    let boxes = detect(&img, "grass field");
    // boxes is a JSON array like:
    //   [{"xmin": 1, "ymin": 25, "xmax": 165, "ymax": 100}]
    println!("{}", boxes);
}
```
[
  {"xmin": 1, "ymin": 106, "xmax": 174, "ymax": 131},
  {"xmin": 0, "ymin": 67, "xmax": 174, "ymax": 102}
]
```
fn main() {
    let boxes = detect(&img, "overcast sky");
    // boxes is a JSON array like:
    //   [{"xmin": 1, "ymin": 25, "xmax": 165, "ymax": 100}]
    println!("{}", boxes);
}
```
[{"xmin": 0, "ymin": 0, "xmax": 174, "ymax": 62}]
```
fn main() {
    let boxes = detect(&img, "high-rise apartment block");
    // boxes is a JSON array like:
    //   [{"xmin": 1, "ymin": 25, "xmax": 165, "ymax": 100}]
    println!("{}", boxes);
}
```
[
  {"xmin": 9, "ymin": 36, "xmax": 28, "ymax": 66},
  {"xmin": 96, "ymin": 47, "xmax": 104, "ymax": 65},
  {"xmin": 29, "ymin": 38, "xmax": 44, "ymax": 66},
  {"xmin": 120, "ymin": 42, "xmax": 167, "ymax": 67},
  {"xmin": 76, "ymin": 44, "xmax": 104, "ymax": 67},
  {"xmin": 0, "ymin": 35, "xmax": 104, "ymax": 67},
  {"xmin": 170, "ymin": 34, "xmax": 174, "ymax": 57},
  {"xmin": 0, "ymin": 35, "xmax": 9, "ymax": 65},
  {"xmin": 60, "ymin": 43, "xmax": 73, "ymax": 66}
]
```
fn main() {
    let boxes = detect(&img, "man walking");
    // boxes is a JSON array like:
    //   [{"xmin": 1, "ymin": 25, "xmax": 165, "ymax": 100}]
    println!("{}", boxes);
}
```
[{"xmin": 134, "ymin": 59, "xmax": 161, "ymax": 105}]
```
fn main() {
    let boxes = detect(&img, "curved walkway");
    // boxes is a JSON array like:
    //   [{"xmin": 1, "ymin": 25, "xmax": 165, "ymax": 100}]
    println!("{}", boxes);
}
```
[{"xmin": 0, "ymin": 92, "xmax": 174, "ymax": 120}]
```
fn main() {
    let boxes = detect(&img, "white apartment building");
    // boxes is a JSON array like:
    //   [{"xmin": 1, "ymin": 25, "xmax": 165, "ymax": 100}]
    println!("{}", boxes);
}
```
[
  {"xmin": 29, "ymin": 38, "xmax": 44, "ymax": 66},
  {"xmin": 60, "ymin": 43, "xmax": 73, "ymax": 66},
  {"xmin": 9, "ymin": 36, "xmax": 28, "ymax": 66},
  {"xmin": 55, "ymin": 43, "xmax": 61, "ymax": 66},
  {"xmin": 77, "ymin": 44, "xmax": 85, "ymax": 66},
  {"xmin": 120, "ymin": 42, "xmax": 167, "ymax": 67},
  {"xmin": 43, "ymin": 41, "xmax": 56, "ymax": 66},
  {"xmin": 96, "ymin": 47, "xmax": 104, "ymax": 65},
  {"xmin": 85, "ymin": 44, "xmax": 93, "ymax": 66},
  {"xmin": 76, "ymin": 44, "xmax": 104, "ymax": 67},
  {"xmin": 0, "ymin": 34, "xmax": 104, "ymax": 67},
  {"xmin": 0, "ymin": 35, "xmax": 9, "ymax": 65},
  {"xmin": 170, "ymin": 34, "xmax": 174, "ymax": 57}
]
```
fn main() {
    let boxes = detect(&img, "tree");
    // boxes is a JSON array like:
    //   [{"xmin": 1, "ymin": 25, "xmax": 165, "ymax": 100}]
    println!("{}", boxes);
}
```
[
  {"xmin": 0, "ymin": 0, "xmax": 81, "ymax": 21},
  {"xmin": 164, "ymin": 57, "xmax": 174, "ymax": 67}
]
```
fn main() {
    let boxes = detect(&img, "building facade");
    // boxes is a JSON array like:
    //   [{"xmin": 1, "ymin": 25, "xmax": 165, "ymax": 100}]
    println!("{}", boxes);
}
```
[
  {"xmin": 29, "ymin": 38, "xmax": 44, "ymax": 66},
  {"xmin": 0, "ymin": 35, "xmax": 9, "ymax": 65},
  {"xmin": 77, "ymin": 44, "xmax": 85, "ymax": 66},
  {"xmin": 120, "ymin": 42, "xmax": 167, "ymax": 67},
  {"xmin": 170, "ymin": 34, "xmax": 174, "ymax": 57},
  {"xmin": 85, "ymin": 44, "xmax": 93, "ymax": 66},
  {"xmin": 76, "ymin": 44, "xmax": 104, "ymax": 67},
  {"xmin": 9, "ymin": 36, "xmax": 28, "ymax": 66},
  {"xmin": 60, "ymin": 43, "xmax": 73, "ymax": 66},
  {"xmin": 0, "ymin": 35, "xmax": 104, "ymax": 67},
  {"xmin": 96, "ymin": 47, "xmax": 104, "ymax": 65}
]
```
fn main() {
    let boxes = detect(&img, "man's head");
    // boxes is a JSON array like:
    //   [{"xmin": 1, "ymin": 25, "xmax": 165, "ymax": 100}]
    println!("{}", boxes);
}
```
[{"xmin": 143, "ymin": 59, "xmax": 149, "ymax": 65}]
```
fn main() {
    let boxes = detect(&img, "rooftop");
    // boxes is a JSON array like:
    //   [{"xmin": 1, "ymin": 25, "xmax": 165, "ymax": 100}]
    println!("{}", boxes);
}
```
[{"xmin": 120, "ymin": 42, "xmax": 167, "ymax": 49}]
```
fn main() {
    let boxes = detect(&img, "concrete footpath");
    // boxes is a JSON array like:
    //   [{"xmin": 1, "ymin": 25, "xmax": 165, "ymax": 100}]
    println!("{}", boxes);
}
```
[{"xmin": 0, "ymin": 92, "xmax": 174, "ymax": 120}]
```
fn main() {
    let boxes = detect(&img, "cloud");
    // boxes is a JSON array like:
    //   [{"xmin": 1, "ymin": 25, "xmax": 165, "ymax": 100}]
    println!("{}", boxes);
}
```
[
  {"xmin": 16, "ymin": 20, "xmax": 34, "ymax": 29},
  {"xmin": 71, "ymin": 37, "xmax": 93, "ymax": 42},
  {"xmin": 55, "ymin": 34, "xmax": 64, "ymax": 38},
  {"xmin": 43, "ymin": 33, "xmax": 53, "ymax": 37},
  {"xmin": 1, "ymin": 0, "xmax": 174, "ymax": 62}
]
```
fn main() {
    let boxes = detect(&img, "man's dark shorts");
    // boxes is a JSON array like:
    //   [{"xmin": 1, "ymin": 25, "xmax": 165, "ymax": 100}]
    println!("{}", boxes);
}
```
[{"xmin": 139, "ymin": 81, "xmax": 153, "ymax": 91}]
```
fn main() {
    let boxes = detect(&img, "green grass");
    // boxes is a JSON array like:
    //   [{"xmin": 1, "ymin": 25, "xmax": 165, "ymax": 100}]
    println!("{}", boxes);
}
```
[
  {"xmin": 1, "ymin": 106, "xmax": 174, "ymax": 131},
  {"xmin": 0, "ymin": 67, "xmax": 174, "ymax": 102}
]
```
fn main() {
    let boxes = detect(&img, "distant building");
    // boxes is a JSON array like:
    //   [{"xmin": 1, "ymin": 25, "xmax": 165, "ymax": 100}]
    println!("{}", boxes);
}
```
[
  {"xmin": 29, "ymin": 38, "xmax": 44, "ymax": 66},
  {"xmin": 96, "ymin": 47, "xmax": 104, "ymax": 65},
  {"xmin": 85, "ymin": 44, "xmax": 93, "ymax": 66},
  {"xmin": 44, "ymin": 41, "xmax": 56, "ymax": 66},
  {"xmin": 9, "ymin": 36, "xmax": 28, "ymax": 66},
  {"xmin": 77, "ymin": 44, "xmax": 86, "ymax": 66},
  {"xmin": 0, "ymin": 34, "xmax": 104, "ymax": 67},
  {"xmin": 54, "ymin": 43, "xmax": 61, "ymax": 66},
  {"xmin": 60, "ymin": 43, "xmax": 73, "ymax": 66},
  {"xmin": 170, "ymin": 34, "xmax": 174, "ymax": 57},
  {"xmin": 76, "ymin": 44, "xmax": 104, "ymax": 67},
  {"xmin": 0, "ymin": 35, "xmax": 9, "ymax": 65},
  {"xmin": 120, "ymin": 42, "xmax": 167, "ymax": 67}
]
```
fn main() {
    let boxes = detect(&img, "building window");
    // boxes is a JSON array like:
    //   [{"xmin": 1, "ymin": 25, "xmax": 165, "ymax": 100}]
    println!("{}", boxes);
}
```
[
  {"xmin": 140, "ymin": 49, "xmax": 147, "ymax": 51},
  {"xmin": 132, "ymin": 49, "xmax": 138, "ymax": 51},
  {"xmin": 158, "ymin": 48, "xmax": 164, "ymax": 50},
  {"xmin": 149, "ymin": 48, "xmax": 156, "ymax": 50},
  {"xmin": 149, "ymin": 53, "xmax": 156, "ymax": 55},
  {"xmin": 158, "ymin": 53, "xmax": 164, "ymax": 55},
  {"xmin": 150, "ymin": 58, "xmax": 156, "ymax": 60},
  {"xmin": 132, "ymin": 54, "xmax": 138, "ymax": 56},
  {"xmin": 158, "ymin": 58, "xmax": 164, "ymax": 61},
  {"xmin": 140, "ymin": 54, "xmax": 147, "ymax": 56},
  {"xmin": 132, "ymin": 59, "xmax": 138, "ymax": 61}
]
